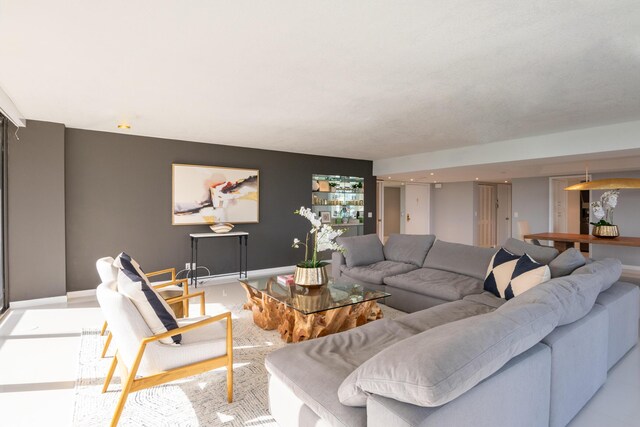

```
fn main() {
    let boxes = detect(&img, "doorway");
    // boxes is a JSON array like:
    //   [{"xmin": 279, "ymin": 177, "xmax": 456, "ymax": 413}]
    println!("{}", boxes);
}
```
[
  {"xmin": 476, "ymin": 183, "xmax": 512, "ymax": 248},
  {"xmin": 549, "ymin": 176, "xmax": 590, "ymax": 252},
  {"xmin": 383, "ymin": 187, "xmax": 401, "ymax": 241}
]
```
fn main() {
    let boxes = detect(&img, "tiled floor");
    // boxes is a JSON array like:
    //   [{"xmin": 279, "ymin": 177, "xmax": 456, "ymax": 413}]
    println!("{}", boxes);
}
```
[{"xmin": 0, "ymin": 280, "xmax": 638, "ymax": 426}]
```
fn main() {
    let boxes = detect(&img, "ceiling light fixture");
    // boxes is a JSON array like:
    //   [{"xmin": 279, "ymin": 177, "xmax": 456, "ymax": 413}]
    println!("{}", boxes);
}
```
[
  {"xmin": 430, "ymin": 172, "xmax": 435, "ymax": 176},
  {"xmin": 410, "ymin": 178, "xmax": 414, "ymax": 182},
  {"xmin": 565, "ymin": 178, "xmax": 640, "ymax": 190},
  {"xmin": 475, "ymin": 177, "xmax": 479, "ymax": 181},
  {"xmin": 387, "ymin": 176, "xmax": 391, "ymax": 179},
  {"xmin": 117, "ymin": 123, "xmax": 131, "ymax": 130}
]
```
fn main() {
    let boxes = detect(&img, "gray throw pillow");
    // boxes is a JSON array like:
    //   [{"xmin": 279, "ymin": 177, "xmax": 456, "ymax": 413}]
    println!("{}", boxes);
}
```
[
  {"xmin": 337, "ymin": 234, "xmax": 385, "ymax": 268},
  {"xmin": 383, "ymin": 234, "xmax": 436, "ymax": 267},
  {"xmin": 503, "ymin": 238, "xmax": 559, "ymax": 265},
  {"xmin": 549, "ymin": 248, "xmax": 587, "ymax": 278}
]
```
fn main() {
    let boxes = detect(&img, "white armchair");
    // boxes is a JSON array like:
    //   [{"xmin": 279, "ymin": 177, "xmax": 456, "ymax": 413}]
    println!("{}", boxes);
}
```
[
  {"xmin": 96, "ymin": 280, "xmax": 233, "ymax": 427},
  {"xmin": 96, "ymin": 257, "xmax": 190, "ymax": 357}
]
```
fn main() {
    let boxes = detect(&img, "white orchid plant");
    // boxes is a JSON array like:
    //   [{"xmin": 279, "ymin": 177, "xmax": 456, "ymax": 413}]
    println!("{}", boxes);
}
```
[
  {"xmin": 590, "ymin": 190, "xmax": 620, "ymax": 227},
  {"xmin": 292, "ymin": 207, "xmax": 345, "ymax": 268}
]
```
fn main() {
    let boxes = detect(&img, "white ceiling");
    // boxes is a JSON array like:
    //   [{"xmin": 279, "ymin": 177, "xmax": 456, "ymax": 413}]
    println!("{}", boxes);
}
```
[{"xmin": 1, "ymin": 1, "xmax": 639, "ymax": 161}]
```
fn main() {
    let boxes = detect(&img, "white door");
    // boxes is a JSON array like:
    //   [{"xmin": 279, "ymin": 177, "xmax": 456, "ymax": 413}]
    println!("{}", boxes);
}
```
[
  {"xmin": 477, "ymin": 184, "xmax": 496, "ymax": 247},
  {"xmin": 552, "ymin": 179, "xmax": 568, "ymax": 233},
  {"xmin": 376, "ymin": 181, "xmax": 384, "ymax": 241},
  {"xmin": 404, "ymin": 184, "xmax": 430, "ymax": 234},
  {"xmin": 496, "ymin": 184, "xmax": 512, "ymax": 246}
]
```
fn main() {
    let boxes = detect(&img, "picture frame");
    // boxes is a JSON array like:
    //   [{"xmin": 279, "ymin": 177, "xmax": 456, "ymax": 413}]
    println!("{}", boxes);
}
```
[
  {"xmin": 320, "ymin": 211, "xmax": 331, "ymax": 223},
  {"xmin": 172, "ymin": 163, "xmax": 259, "ymax": 225}
]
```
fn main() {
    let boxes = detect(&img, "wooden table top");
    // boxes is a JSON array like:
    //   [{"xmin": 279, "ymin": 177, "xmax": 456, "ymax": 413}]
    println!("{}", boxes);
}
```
[{"xmin": 524, "ymin": 233, "xmax": 640, "ymax": 247}]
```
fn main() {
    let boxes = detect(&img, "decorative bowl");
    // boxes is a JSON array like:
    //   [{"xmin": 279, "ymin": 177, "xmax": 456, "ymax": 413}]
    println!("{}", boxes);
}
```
[{"xmin": 209, "ymin": 223, "xmax": 234, "ymax": 233}]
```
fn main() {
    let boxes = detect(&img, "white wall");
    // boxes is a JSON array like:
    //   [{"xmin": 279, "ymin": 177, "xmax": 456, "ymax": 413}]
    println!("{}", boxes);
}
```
[
  {"xmin": 511, "ymin": 177, "xmax": 550, "ymax": 238},
  {"xmin": 431, "ymin": 182, "xmax": 475, "ymax": 244}
]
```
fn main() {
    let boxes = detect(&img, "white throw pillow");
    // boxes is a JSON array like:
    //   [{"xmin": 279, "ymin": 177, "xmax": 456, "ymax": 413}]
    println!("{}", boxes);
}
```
[
  {"xmin": 484, "ymin": 249, "xmax": 550, "ymax": 300},
  {"xmin": 113, "ymin": 252, "xmax": 181, "ymax": 344}
]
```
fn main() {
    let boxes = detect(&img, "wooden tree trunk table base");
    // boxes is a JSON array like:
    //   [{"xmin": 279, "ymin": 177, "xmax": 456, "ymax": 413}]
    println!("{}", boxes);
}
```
[{"xmin": 241, "ymin": 283, "xmax": 383, "ymax": 343}]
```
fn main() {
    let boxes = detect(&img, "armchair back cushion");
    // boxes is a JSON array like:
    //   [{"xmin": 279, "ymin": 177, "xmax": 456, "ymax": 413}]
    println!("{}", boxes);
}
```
[
  {"xmin": 423, "ymin": 240, "xmax": 497, "ymax": 280},
  {"xmin": 383, "ymin": 234, "xmax": 436, "ymax": 267},
  {"xmin": 337, "ymin": 234, "xmax": 385, "ymax": 268},
  {"xmin": 96, "ymin": 256, "xmax": 117, "ymax": 283},
  {"xmin": 113, "ymin": 252, "xmax": 181, "ymax": 345}
]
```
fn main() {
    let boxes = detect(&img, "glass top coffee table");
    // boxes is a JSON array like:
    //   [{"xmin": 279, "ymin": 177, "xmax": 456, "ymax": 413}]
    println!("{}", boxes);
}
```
[{"xmin": 239, "ymin": 276, "xmax": 390, "ymax": 342}]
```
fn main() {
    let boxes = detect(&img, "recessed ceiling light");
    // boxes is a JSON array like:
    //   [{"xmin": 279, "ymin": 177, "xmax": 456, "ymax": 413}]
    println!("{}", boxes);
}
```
[
  {"xmin": 117, "ymin": 123, "xmax": 131, "ymax": 129},
  {"xmin": 401, "ymin": 182, "xmax": 405, "ymax": 185},
  {"xmin": 504, "ymin": 180, "xmax": 508, "ymax": 183},
  {"xmin": 430, "ymin": 172, "xmax": 435, "ymax": 176},
  {"xmin": 410, "ymin": 178, "xmax": 414, "ymax": 181},
  {"xmin": 475, "ymin": 177, "xmax": 479, "ymax": 180},
  {"xmin": 387, "ymin": 176, "xmax": 391, "ymax": 179}
]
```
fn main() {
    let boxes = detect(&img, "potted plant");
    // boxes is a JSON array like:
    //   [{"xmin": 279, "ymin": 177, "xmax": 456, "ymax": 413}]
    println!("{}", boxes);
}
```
[
  {"xmin": 328, "ymin": 182, "xmax": 338, "ymax": 193},
  {"xmin": 590, "ymin": 190, "xmax": 620, "ymax": 237},
  {"xmin": 292, "ymin": 207, "xmax": 345, "ymax": 286}
]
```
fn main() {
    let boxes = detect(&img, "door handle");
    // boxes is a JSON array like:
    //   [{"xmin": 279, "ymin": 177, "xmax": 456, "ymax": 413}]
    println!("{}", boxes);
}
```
[{"xmin": 406, "ymin": 213, "xmax": 411, "ymax": 222}]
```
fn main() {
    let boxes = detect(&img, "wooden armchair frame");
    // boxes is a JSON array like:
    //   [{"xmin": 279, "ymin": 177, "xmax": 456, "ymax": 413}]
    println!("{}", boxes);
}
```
[
  {"xmin": 100, "ymin": 267, "xmax": 189, "ymax": 358},
  {"xmin": 102, "ymin": 291, "xmax": 233, "ymax": 427}
]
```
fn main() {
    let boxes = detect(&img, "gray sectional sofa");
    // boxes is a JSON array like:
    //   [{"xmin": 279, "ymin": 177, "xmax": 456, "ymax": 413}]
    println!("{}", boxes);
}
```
[{"xmin": 266, "ymin": 234, "xmax": 640, "ymax": 427}]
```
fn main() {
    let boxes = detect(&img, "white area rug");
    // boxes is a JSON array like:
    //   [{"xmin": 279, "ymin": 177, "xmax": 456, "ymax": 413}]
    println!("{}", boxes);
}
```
[{"xmin": 72, "ymin": 303, "xmax": 403, "ymax": 426}]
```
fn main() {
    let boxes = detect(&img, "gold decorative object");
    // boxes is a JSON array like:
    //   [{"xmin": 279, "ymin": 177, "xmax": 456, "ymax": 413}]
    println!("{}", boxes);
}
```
[
  {"xmin": 592, "ymin": 225, "xmax": 620, "ymax": 238},
  {"xmin": 565, "ymin": 178, "xmax": 640, "ymax": 191},
  {"xmin": 293, "ymin": 266, "xmax": 328, "ymax": 287}
]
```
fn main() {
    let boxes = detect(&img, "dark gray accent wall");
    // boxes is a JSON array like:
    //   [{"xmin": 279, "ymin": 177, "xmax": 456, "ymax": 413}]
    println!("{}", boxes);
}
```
[
  {"xmin": 65, "ymin": 128, "xmax": 375, "ymax": 292},
  {"xmin": 8, "ymin": 120, "xmax": 66, "ymax": 301}
]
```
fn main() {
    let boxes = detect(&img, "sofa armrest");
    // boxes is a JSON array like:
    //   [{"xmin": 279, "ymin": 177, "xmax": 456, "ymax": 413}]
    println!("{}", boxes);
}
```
[{"xmin": 332, "ymin": 251, "xmax": 346, "ymax": 279}]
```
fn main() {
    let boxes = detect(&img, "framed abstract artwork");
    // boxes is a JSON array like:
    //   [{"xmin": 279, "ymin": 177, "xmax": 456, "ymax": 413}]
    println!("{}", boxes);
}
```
[{"xmin": 172, "ymin": 164, "xmax": 259, "ymax": 225}]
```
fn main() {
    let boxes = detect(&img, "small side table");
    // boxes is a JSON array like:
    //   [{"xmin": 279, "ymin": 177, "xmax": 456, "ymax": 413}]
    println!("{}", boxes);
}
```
[{"xmin": 190, "ymin": 232, "xmax": 249, "ymax": 287}]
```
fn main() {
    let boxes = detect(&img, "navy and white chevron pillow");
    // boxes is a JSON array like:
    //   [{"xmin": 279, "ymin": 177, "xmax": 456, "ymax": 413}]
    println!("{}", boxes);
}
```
[
  {"xmin": 484, "ymin": 248, "xmax": 550, "ymax": 300},
  {"xmin": 113, "ymin": 252, "xmax": 182, "ymax": 345}
]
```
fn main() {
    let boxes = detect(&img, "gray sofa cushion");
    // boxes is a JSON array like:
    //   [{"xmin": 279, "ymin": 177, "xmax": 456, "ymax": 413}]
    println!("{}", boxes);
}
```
[
  {"xmin": 338, "ymin": 234, "xmax": 385, "ymax": 268},
  {"xmin": 572, "ymin": 258, "xmax": 622, "ymax": 292},
  {"xmin": 341, "ymin": 261, "xmax": 418, "ymax": 285},
  {"xmin": 463, "ymin": 291, "xmax": 506, "ymax": 309},
  {"xmin": 394, "ymin": 299, "xmax": 496, "ymax": 333},
  {"xmin": 503, "ymin": 238, "xmax": 559, "ymax": 265},
  {"xmin": 549, "ymin": 248, "xmax": 586, "ymax": 278},
  {"xmin": 384, "ymin": 268, "xmax": 483, "ymax": 301},
  {"xmin": 339, "ymin": 260, "xmax": 617, "ymax": 408},
  {"xmin": 338, "ymin": 291, "xmax": 562, "ymax": 408},
  {"xmin": 265, "ymin": 319, "xmax": 416, "ymax": 427},
  {"xmin": 423, "ymin": 240, "xmax": 497, "ymax": 280},
  {"xmin": 383, "ymin": 234, "xmax": 436, "ymax": 267}
]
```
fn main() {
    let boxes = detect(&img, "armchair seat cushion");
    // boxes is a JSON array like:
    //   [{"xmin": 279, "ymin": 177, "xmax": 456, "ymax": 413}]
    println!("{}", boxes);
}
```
[
  {"xmin": 141, "ymin": 316, "xmax": 228, "ymax": 375},
  {"xmin": 341, "ymin": 261, "xmax": 418, "ymax": 285},
  {"xmin": 384, "ymin": 268, "xmax": 483, "ymax": 301}
]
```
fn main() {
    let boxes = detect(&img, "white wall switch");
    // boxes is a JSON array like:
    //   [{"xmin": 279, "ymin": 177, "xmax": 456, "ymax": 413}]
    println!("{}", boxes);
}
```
[
  {"xmin": 367, "ymin": 212, "xmax": 372, "ymax": 218},
  {"xmin": 514, "ymin": 212, "xmax": 519, "ymax": 218}
]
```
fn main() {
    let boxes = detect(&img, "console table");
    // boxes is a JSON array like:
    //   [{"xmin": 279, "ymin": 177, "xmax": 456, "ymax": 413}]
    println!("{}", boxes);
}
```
[
  {"xmin": 524, "ymin": 232, "xmax": 640, "ymax": 252},
  {"xmin": 190, "ymin": 232, "xmax": 248, "ymax": 287}
]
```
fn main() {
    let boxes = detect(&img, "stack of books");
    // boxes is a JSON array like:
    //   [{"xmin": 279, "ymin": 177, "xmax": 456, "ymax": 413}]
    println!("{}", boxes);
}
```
[{"xmin": 276, "ymin": 274, "xmax": 295, "ymax": 286}]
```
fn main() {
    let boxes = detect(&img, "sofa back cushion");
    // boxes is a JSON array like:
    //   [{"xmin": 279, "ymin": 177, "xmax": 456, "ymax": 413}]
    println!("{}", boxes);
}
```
[
  {"xmin": 503, "ymin": 238, "xmax": 559, "ymax": 265},
  {"xmin": 383, "ymin": 234, "xmax": 436, "ymax": 267},
  {"xmin": 423, "ymin": 240, "xmax": 497, "ymax": 280},
  {"xmin": 337, "ymin": 234, "xmax": 385, "ymax": 268},
  {"xmin": 572, "ymin": 258, "xmax": 622, "ymax": 292},
  {"xmin": 338, "ymin": 288, "xmax": 562, "ymax": 408},
  {"xmin": 549, "ymin": 248, "xmax": 587, "ymax": 278}
]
